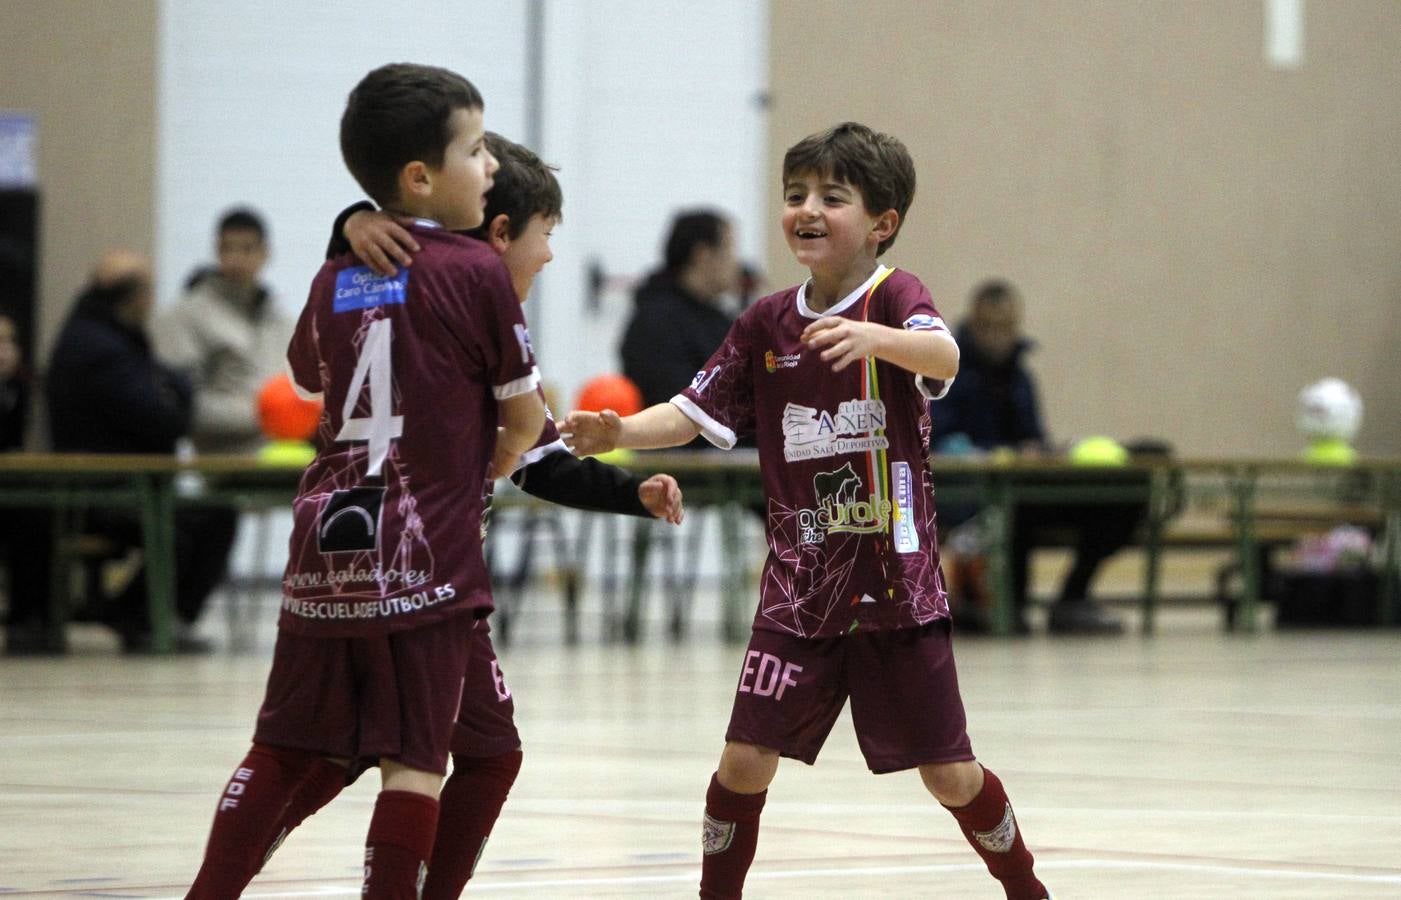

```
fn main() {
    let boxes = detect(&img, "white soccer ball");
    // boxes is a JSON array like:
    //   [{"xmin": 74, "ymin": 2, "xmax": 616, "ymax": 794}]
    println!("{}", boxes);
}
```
[{"xmin": 1295, "ymin": 378, "xmax": 1363, "ymax": 442}]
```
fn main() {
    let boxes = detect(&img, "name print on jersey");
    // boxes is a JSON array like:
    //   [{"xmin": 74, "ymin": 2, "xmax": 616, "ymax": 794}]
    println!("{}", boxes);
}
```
[
  {"xmin": 333, "ymin": 265, "xmax": 409, "ymax": 313},
  {"xmin": 781, "ymin": 399, "xmax": 889, "ymax": 462}
]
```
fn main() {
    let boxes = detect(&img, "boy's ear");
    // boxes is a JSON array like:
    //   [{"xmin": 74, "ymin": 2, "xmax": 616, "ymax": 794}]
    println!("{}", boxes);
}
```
[
  {"xmin": 398, "ymin": 161, "xmax": 432, "ymax": 201},
  {"xmin": 486, "ymin": 214, "xmax": 513, "ymax": 253},
  {"xmin": 870, "ymin": 209, "xmax": 899, "ymax": 246}
]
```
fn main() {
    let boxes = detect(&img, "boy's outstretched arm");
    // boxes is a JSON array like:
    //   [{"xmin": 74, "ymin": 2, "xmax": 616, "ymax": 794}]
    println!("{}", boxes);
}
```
[
  {"xmin": 325, "ymin": 202, "xmax": 420, "ymax": 275},
  {"xmin": 512, "ymin": 452, "xmax": 684, "ymax": 524},
  {"xmin": 561, "ymin": 403, "xmax": 701, "ymax": 455},
  {"xmin": 801, "ymin": 318, "xmax": 959, "ymax": 381},
  {"xmin": 491, "ymin": 392, "xmax": 548, "ymax": 480}
]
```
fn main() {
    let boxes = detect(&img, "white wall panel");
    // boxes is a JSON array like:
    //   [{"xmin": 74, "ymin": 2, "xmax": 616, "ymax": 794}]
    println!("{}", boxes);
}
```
[
  {"xmin": 534, "ymin": 0, "xmax": 768, "ymax": 406},
  {"xmin": 156, "ymin": 0, "xmax": 530, "ymax": 317},
  {"xmin": 156, "ymin": 0, "xmax": 769, "ymax": 414}
]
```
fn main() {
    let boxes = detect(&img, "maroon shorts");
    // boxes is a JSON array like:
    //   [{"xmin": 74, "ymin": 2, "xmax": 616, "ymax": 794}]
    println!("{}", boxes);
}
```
[
  {"xmin": 253, "ymin": 612, "xmax": 475, "ymax": 776},
  {"xmin": 724, "ymin": 620, "xmax": 973, "ymax": 774},
  {"xmin": 450, "ymin": 622, "xmax": 521, "ymax": 758}
]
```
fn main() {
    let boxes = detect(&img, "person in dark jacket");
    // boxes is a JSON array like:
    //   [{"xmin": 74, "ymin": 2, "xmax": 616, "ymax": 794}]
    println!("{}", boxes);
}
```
[
  {"xmin": 46, "ymin": 251, "xmax": 236, "ymax": 652},
  {"xmin": 932, "ymin": 279, "xmax": 1136, "ymax": 635},
  {"xmin": 619, "ymin": 210, "xmax": 741, "ymax": 412},
  {"xmin": 0, "ymin": 308, "xmax": 57, "ymax": 654}
]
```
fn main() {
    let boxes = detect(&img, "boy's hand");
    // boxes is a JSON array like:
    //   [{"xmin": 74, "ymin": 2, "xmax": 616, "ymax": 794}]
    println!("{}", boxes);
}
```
[
  {"xmin": 561, "ymin": 409, "xmax": 622, "ymax": 456},
  {"xmin": 801, "ymin": 318, "xmax": 883, "ymax": 372},
  {"xmin": 639, "ymin": 474, "xmax": 683, "ymax": 524},
  {"xmin": 347, "ymin": 210, "xmax": 420, "ymax": 276}
]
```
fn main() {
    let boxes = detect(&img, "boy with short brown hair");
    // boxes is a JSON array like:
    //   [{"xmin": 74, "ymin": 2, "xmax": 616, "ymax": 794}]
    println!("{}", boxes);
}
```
[
  {"xmin": 187, "ymin": 63, "xmax": 545, "ymax": 898},
  {"xmin": 566, "ymin": 121, "xmax": 1049, "ymax": 899}
]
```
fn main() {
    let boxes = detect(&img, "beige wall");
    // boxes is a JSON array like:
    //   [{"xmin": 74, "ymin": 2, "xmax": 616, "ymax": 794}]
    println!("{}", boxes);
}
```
[
  {"xmin": 0, "ymin": 0, "xmax": 158, "ymax": 363},
  {"xmin": 768, "ymin": 1, "xmax": 1401, "ymax": 457}
]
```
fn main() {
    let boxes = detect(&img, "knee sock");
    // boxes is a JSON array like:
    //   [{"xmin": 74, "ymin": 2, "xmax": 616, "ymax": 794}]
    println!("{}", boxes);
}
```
[
  {"xmin": 362, "ymin": 790, "xmax": 440, "ymax": 900},
  {"xmin": 942, "ymin": 767, "xmax": 1046, "ymax": 900},
  {"xmin": 699, "ymin": 772, "xmax": 767, "ymax": 900},
  {"xmin": 422, "ymin": 749, "xmax": 523, "ymax": 900},
  {"xmin": 258, "ymin": 758, "xmax": 349, "ymax": 870},
  {"xmin": 186, "ymin": 744, "xmax": 317, "ymax": 899}
]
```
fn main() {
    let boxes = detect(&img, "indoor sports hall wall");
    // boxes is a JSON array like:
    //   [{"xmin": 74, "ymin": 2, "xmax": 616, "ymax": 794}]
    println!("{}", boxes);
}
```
[
  {"xmin": 1, "ymin": 0, "xmax": 767, "ymax": 423},
  {"xmin": 767, "ymin": 0, "xmax": 1401, "ymax": 457},
  {"xmin": 0, "ymin": 0, "xmax": 158, "ymax": 362},
  {"xmin": 155, "ymin": 0, "xmax": 768, "ymax": 420}
]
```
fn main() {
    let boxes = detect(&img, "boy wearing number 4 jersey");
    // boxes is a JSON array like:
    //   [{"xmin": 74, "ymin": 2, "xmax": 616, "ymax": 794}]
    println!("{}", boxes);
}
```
[
  {"xmin": 565, "ymin": 123, "xmax": 1050, "ymax": 899},
  {"xmin": 187, "ymin": 64, "xmax": 545, "ymax": 898},
  {"xmin": 227, "ymin": 133, "xmax": 685, "ymax": 899}
]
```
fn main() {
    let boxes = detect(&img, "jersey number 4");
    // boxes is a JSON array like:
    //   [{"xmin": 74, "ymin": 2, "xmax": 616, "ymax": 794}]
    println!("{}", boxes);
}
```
[{"xmin": 336, "ymin": 318, "xmax": 403, "ymax": 477}]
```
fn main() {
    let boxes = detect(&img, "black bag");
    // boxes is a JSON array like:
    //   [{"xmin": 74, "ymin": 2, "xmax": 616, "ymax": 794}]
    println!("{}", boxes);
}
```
[{"xmin": 1274, "ymin": 570, "xmax": 1382, "ymax": 627}]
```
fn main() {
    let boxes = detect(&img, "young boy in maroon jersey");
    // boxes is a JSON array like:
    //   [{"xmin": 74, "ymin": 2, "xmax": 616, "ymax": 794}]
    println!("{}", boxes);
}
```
[
  {"xmin": 239, "ymin": 133, "xmax": 686, "ymax": 899},
  {"xmin": 565, "ymin": 122, "xmax": 1050, "ymax": 899},
  {"xmin": 186, "ymin": 64, "xmax": 547, "ymax": 898}
]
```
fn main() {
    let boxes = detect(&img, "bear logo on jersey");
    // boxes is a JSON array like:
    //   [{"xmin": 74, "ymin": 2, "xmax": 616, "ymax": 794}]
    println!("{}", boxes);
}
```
[
  {"xmin": 796, "ymin": 463, "xmax": 891, "ymax": 543},
  {"xmin": 813, "ymin": 462, "xmax": 862, "ymax": 509}
]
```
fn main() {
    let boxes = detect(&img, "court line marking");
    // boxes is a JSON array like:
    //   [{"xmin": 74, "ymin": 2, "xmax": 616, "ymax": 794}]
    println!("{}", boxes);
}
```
[{"xmin": 138, "ymin": 857, "xmax": 1401, "ymax": 898}]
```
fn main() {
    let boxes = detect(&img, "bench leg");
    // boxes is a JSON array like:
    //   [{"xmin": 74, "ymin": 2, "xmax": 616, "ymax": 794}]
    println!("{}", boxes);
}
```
[
  {"xmin": 1231, "ymin": 471, "xmax": 1261, "ymax": 633},
  {"xmin": 140, "ymin": 475, "xmax": 179, "ymax": 654}
]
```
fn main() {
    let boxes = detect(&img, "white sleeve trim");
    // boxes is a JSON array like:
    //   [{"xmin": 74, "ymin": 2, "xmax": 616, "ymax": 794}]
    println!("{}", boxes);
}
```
[
  {"xmin": 670, "ymin": 394, "xmax": 736, "ymax": 450},
  {"xmin": 285, "ymin": 359, "xmax": 323, "ymax": 401},
  {"xmin": 514, "ymin": 437, "xmax": 568, "ymax": 473},
  {"xmin": 917, "ymin": 373, "xmax": 953, "ymax": 401},
  {"xmin": 494, "ymin": 365, "xmax": 541, "ymax": 400}
]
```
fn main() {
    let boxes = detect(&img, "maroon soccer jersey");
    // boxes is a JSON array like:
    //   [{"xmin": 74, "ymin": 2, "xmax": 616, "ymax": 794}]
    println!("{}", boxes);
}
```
[
  {"xmin": 674, "ymin": 266, "xmax": 953, "ymax": 638},
  {"xmin": 280, "ymin": 222, "xmax": 539, "ymax": 636}
]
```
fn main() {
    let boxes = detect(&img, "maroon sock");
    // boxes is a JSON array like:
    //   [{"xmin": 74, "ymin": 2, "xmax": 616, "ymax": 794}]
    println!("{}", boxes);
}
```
[
  {"xmin": 186, "ymin": 744, "xmax": 318, "ymax": 899},
  {"xmin": 943, "ymin": 767, "xmax": 1046, "ymax": 900},
  {"xmin": 257, "ymin": 758, "xmax": 349, "ymax": 871},
  {"xmin": 362, "ymin": 790, "xmax": 440, "ymax": 900},
  {"xmin": 699, "ymin": 772, "xmax": 767, "ymax": 900},
  {"xmin": 422, "ymin": 749, "xmax": 523, "ymax": 900}
]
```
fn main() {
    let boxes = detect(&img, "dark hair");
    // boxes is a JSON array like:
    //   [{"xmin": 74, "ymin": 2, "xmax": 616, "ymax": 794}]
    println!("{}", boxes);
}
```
[
  {"xmin": 340, "ymin": 63, "xmax": 485, "ymax": 207},
  {"xmin": 663, "ymin": 210, "xmax": 728, "ymax": 273},
  {"xmin": 782, "ymin": 122, "xmax": 916, "ymax": 255},
  {"xmin": 464, "ymin": 133, "xmax": 562, "ymax": 241},
  {"xmin": 218, "ymin": 207, "xmax": 267, "ymax": 242},
  {"xmin": 970, "ymin": 278, "xmax": 1019, "ymax": 306}
]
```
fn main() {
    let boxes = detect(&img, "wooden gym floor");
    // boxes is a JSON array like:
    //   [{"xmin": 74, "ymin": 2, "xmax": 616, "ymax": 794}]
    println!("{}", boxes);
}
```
[{"xmin": 1, "ymin": 598, "xmax": 1399, "ymax": 898}]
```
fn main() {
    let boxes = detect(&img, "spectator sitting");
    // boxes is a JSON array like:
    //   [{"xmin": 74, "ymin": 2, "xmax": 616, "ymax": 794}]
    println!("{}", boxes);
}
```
[
  {"xmin": 932, "ymin": 279, "xmax": 1138, "ymax": 635},
  {"xmin": 0, "ymin": 308, "xmax": 57, "ymax": 654},
  {"xmin": 46, "ymin": 250, "xmax": 237, "ymax": 652},
  {"xmin": 620, "ymin": 210, "xmax": 742, "ymax": 415},
  {"xmin": 157, "ymin": 207, "xmax": 292, "ymax": 455}
]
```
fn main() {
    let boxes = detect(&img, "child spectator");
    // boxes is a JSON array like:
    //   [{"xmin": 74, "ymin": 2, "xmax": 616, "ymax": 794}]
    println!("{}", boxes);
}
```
[
  {"xmin": 565, "ymin": 122, "xmax": 1049, "ymax": 900},
  {"xmin": 158, "ymin": 207, "xmax": 292, "ymax": 455},
  {"xmin": 186, "ymin": 63, "xmax": 544, "ymax": 897}
]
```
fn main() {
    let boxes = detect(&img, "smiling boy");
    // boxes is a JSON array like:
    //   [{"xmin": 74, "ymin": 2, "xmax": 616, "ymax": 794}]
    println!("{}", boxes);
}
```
[{"xmin": 565, "ymin": 122, "xmax": 1049, "ymax": 900}]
